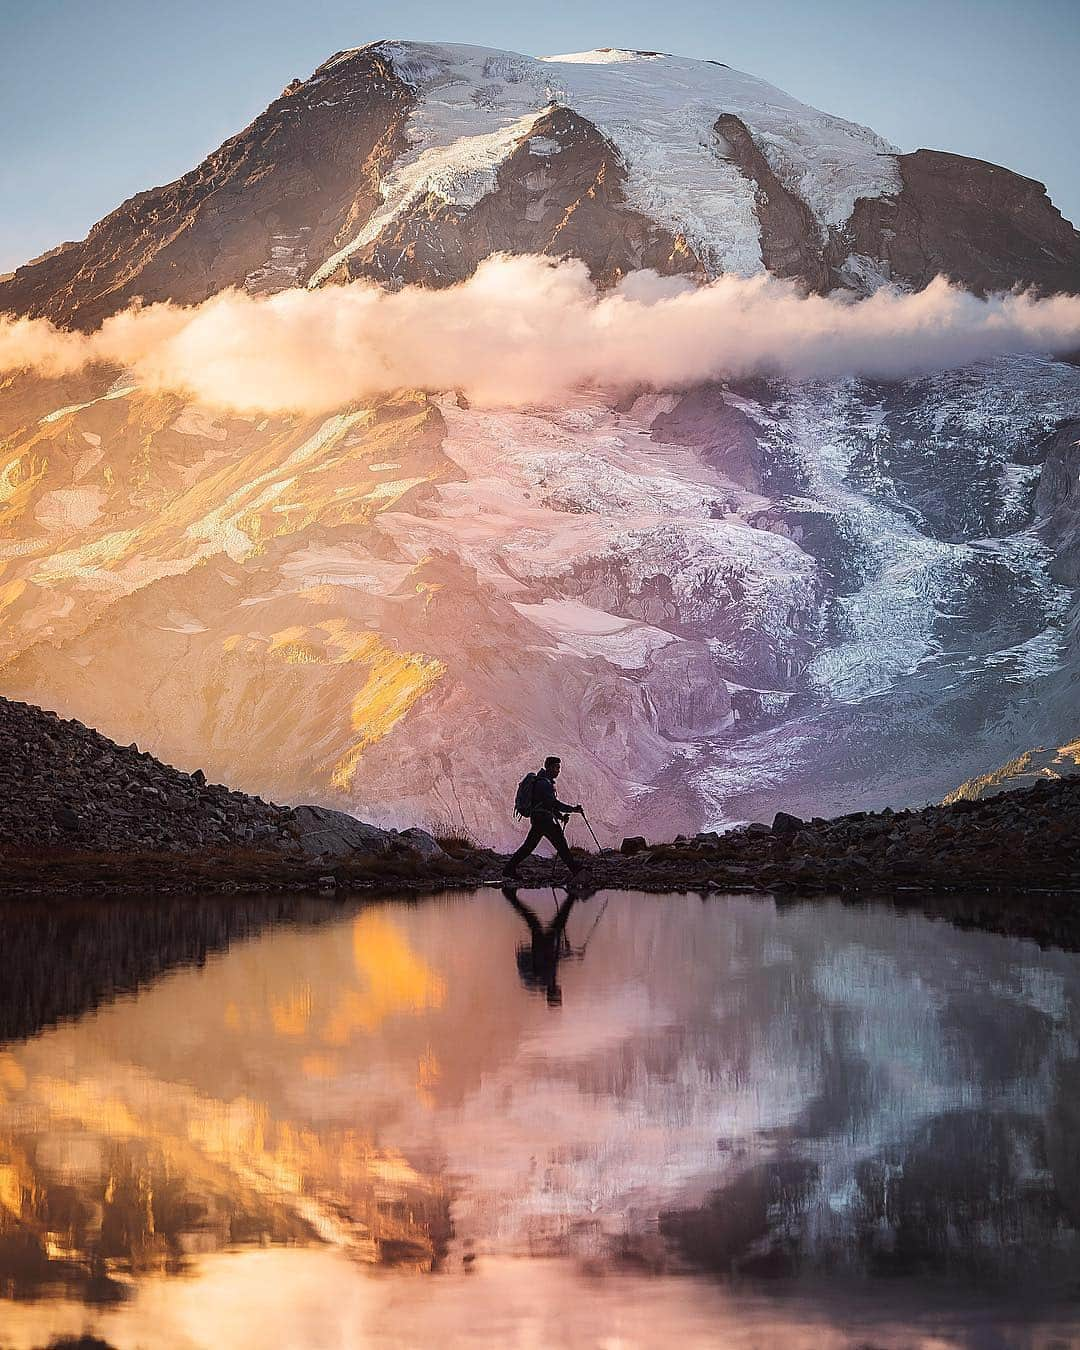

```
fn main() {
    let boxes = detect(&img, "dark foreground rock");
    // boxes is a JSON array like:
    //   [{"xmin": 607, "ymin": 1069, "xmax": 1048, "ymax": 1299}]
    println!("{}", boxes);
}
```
[
  {"xmin": 0, "ymin": 695, "xmax": 445, "ymax": 869},
  {"xmin": 591, "ymin": 776, "xmax": 1080, "ymax": 897}
]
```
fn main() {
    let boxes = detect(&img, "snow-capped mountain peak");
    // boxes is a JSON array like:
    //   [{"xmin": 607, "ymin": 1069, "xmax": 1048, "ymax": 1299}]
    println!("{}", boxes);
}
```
[{"xmin": 307, "ymin": 39, "xmax": 901, "ymax": 283}]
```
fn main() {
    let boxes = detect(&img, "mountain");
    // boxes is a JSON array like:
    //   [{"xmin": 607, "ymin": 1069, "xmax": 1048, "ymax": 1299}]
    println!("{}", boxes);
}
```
[
  {"xmin": 4, "ymin": 43, "xmax": 1080, "ymax": 324},
  {"xmin": 1, "ymin": 41, "xmax": 1079, "ymax": 842}
]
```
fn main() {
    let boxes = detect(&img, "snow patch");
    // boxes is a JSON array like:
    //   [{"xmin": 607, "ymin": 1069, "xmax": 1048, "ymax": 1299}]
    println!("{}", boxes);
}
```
[
  {"xmin": 526, "ymin": 135, "xmax": 561, "ymax": 156},
  {"xmin": 514, "ymin": 598, "xmax": 677, "ymax": 668},
  {"xmin": 40, "ymin": 386, "xmax": 136, "ymax": 424},
  {"xmin": 171, "ymin": 407, "xmax": 229, "ymax": 441},
  {"xmin": 837, "ymin": 252, "xmax": 897, "ymax": 294},
  {"xmin": 34, "ymin": 488, "xmax": 107, "ymax": 532},
  {"xmin": 245, "ymin": 228, "xmax": 312, "ymax": 294}
]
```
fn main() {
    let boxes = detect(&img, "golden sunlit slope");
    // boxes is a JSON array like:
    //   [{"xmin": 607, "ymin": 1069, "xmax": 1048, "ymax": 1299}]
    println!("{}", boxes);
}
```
[
  {"xmin": 0, "ymin": 371, "xmax": 463, "ymax": 807},
  {"xmin": 944, "ymin": 737, "xmax": 1080, "ymax": 802},
  {"xmin": 0, "ymin": 366, "xmax": 730, "ymax": 840}
]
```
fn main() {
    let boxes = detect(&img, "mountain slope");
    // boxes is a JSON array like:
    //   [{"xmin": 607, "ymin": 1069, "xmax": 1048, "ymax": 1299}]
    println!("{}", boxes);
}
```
[{"xmin": 1, "ymin": 41, "xmax": 1079, "ymax": 841}]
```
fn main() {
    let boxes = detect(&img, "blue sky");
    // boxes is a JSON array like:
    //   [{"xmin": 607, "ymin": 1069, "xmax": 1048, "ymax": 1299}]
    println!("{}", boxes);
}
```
[{"xmin": 2, "ymin": 0, "xmax": 1078, "ymax": 272}]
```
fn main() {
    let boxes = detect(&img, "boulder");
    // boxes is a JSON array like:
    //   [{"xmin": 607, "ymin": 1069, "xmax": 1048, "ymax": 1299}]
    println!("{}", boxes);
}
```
[
  {"xmin": 771, "ymin": 811, "xmax": 804, "ymax": 836},
  {"xmin": 282, "ymin": 804, "xmax": 393, "ymax": 859},
  {"xmin": 621, "ymin": 836, "xmax": 648, "ymax": 855},
  {"xmin": 396, "ymin": 827, "xmax": 449, "ymax": 860}
]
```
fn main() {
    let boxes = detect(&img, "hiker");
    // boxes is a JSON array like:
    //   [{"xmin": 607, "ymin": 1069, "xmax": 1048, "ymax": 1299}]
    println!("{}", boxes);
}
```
[{"xmin": 503, "ymin": 755, "xmax": 584, "ymax": 878}]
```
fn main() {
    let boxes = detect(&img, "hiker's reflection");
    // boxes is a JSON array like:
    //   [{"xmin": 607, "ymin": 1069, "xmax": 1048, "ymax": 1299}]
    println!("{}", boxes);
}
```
[{"xmin": 502, "ymin": 885, "xmax": 605, "ymax": 1007}]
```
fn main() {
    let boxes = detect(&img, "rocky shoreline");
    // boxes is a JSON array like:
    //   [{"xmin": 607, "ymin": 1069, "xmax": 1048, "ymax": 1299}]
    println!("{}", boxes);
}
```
[{"xmin": 4, "ymin": 694, "xmax": 1080, "ymax": 948}]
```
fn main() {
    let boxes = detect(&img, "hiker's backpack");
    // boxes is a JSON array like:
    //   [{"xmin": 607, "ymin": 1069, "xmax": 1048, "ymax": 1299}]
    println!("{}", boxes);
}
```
[{"xmin": 514, "ymin": 772, "xmax": 537, "ymax": 818}]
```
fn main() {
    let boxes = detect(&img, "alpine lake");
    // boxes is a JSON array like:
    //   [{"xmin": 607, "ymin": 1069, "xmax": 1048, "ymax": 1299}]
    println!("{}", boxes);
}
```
[{"xmin": 3, "ymin": 885, "xmax": 1080, "ymax": 1348}]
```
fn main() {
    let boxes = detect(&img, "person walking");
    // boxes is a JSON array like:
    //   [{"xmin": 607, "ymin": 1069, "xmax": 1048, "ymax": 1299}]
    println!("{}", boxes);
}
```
[{"xmin": 503, "ymin": 756, "xmax": 584, "ymax": 879}]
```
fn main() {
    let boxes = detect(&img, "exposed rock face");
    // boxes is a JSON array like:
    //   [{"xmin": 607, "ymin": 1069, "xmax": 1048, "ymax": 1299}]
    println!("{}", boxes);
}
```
[
  {"xmin": 286, "ymin": 803, "xmax": 400, "ymax": 858},
  {"xmin": 1036, "ymin": 417, "xmax": 1080, "ymax": 584},
  {"xmin": 0, "ymin": 47, "xmax": 414, "ymax": 327},
  {"xmin": 649, "ymin": 384, "xmax": 768, "ymax": 491},
  {"xmin": 714, "ymin": 114, "xmax": 830, "ymax": 292},
  {"xmin": 834, "ymin": 149, "xmax": 1080, "ymax": 295},
  {"xmin": 329, "ymin": 104, "xmax": 702, "ymax": 289}
]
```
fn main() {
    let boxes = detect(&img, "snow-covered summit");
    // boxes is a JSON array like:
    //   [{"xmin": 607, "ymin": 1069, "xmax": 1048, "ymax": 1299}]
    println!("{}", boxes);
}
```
[
  {"xmin": 309, "ymin": 39, "xmax": 901, "ymax": 284},
  {"xmin": 5, "ymin": 33, "xmax": 1076, "ymax": 323}
]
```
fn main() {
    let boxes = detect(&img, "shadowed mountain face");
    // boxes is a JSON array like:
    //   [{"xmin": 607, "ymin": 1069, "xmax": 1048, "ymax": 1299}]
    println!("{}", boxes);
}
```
[{"xmin": 1, "ymin": 41, "xmax": 1079, "ymax": 841}]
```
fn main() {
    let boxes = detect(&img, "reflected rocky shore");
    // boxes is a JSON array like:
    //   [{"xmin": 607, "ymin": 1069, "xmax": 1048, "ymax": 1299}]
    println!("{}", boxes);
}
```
[
  {"xmin": 0, "ymin": 897, "xmax": 342, "ymax": 1044},
  {"xmin": 3, "ymin": 889, "xmax": 1080, "ymax": 1346}
]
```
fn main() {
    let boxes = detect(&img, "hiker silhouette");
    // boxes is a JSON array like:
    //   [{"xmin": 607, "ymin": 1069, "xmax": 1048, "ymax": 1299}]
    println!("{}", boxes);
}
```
[{"xmin": 504, "ymin": 755, "xmax": 583, "ymax": 879}]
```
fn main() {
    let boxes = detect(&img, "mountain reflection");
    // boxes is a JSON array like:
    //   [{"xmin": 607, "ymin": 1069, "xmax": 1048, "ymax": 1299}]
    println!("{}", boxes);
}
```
[{"xmin": 3, "ymin": 889, "xmax": 1080, "ymax": 1344}]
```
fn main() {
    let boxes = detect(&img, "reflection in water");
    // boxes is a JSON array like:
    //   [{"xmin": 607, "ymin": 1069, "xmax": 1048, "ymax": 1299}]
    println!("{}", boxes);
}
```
[
  {"xmin": 0, "ymin": 897, "xmax": 335, "ymax": 1044},
  {"xmin": 2, "ymin": 889, "xmax": 1080, "ymax": 1346},
  {"xmin": 503, "ymin": 886, "xmax": 608, "ymax": 1006}
]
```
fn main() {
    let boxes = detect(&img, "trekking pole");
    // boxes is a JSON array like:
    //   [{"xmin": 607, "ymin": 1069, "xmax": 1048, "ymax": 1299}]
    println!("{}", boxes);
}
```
[
  {"xmin": 578, "ymin": 809, "xmax": 602, "ymax": 852},
  {"xmin": 577, "ymin": 898, "xmax": 609, "ymax": 955},
  {"xmin": 550, "ymin": 819, "xmax": 563, "ymax": 884}
]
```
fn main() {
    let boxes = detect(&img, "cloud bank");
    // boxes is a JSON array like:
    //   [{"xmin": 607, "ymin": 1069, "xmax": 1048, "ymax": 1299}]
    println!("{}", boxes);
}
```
[{"xmin": 2, "ymin": 255, "xmax": 1079, "ymax": 412}]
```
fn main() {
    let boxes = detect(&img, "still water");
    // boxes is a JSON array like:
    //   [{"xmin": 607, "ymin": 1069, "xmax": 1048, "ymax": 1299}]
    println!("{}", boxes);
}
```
[{"xmin": 3, "ymin": 888, "xmax": 1080, "ymax": 1348}]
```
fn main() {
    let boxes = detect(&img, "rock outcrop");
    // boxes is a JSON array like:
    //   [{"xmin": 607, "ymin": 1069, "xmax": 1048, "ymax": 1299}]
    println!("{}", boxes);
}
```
[
  {"xmin": 833, "ymin": 149, "xmax": 1080, "ymax": 295},
  {"xmin": 0, "ymin": 694, "xmax": 443, "ymax": 863},
  {"xmin": 714, "ymin": 113, "xmax": 830, "ymax": 292},
  {"xmin": 1036, "ymin": 417, "xmax": 1080, "ymax": 585},
  {"xmin": 0, "ymin": 47, "xmax": 414, "ymax": 328},
  {"xmin": 325, "ymin": 103, "xmax": 703, "ymax": 290}
]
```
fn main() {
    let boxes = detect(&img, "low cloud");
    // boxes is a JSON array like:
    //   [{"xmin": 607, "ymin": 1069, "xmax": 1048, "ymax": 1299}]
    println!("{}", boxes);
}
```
[{"xmin": 2, "ymin": 255, "xmax": 1079, "ymax": 412}]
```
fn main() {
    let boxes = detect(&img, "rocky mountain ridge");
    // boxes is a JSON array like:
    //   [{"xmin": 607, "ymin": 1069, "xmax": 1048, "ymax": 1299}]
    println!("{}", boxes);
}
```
[{"xmin": 0, "ymin": 694, "xmax": 442, "ymax": 862}]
